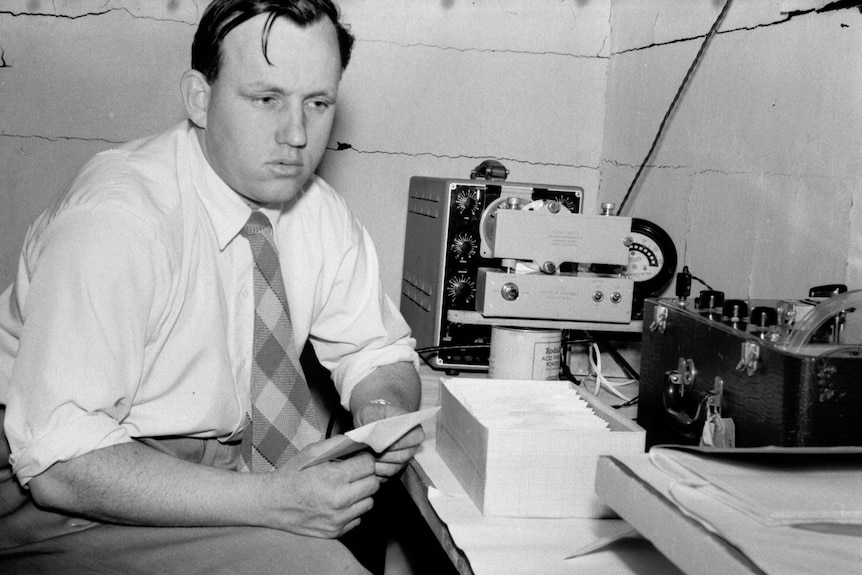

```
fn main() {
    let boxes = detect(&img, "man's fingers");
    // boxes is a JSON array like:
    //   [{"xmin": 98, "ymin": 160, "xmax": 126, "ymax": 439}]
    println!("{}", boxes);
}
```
[
  {"xmin": 384, "ymin": 425, "xmax": 426, "ymax": 452},
  {"xmin": 373, "ymin": 459, "xmax": 408, "ymax": 480},
  {"xmin": 335, "ymin": 451, "xmax": 376, "ymax": 481},
  {"xmin": 343, "ymin": 467, "xmax": 380, "ymax": 500}
]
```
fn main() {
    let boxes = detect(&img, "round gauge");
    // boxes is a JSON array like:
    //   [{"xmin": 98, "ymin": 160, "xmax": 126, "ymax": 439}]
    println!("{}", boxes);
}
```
[
  {"xmin": 551, "ymin": 195, "xmax": 579, "ymax": 214},
  {"xmin": 626, "ymin": 217, "xmax": 677, "ymax": 302}
]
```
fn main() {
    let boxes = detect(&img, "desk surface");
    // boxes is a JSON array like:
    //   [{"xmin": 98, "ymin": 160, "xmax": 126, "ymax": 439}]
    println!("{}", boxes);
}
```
[{"xmin": 404, "ymin": 365, "xmax": 682, "ymax": 575}]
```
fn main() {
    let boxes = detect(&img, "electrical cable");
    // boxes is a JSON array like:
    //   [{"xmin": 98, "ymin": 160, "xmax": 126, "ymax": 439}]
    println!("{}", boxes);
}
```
[
  {"xmin": 691, "ymin": 274, "xmax": 716, "ymax": 292},
  {"xmin": 415, "ymin": 344, "xmax": 490, "ymax": 371},
  {"xmin": 616, "ymin": 0, "xmax": 733, "ymax": 216},
  {"xmin": 415, "ymin": 345, "xmax": 490, "ymax": 355},
  {"xmin": 676, "ymin": 265, "xmax": 716, "ymax": 299},
  {"xmin": 588, "ymin": 332, "xmax": 641, "ymax": 381},
  {"xmin": 582, "ymin": 342, "xmax": 637, "ymax": 402},
  {"xmin": 580, "ymin": 333, "xmax": 640, "ymax": 408}
]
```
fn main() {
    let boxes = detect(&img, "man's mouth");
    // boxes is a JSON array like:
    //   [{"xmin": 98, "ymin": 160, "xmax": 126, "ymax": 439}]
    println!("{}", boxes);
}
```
[{"xmin": 269, "ymin": 161, "xmax": 303, "ymax": 176}]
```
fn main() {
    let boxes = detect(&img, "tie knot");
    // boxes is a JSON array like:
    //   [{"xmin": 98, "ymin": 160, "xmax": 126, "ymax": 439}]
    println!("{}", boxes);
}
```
[{"xmin": 240, "ymin": 211, "xmax": 272, "ymax": 238}]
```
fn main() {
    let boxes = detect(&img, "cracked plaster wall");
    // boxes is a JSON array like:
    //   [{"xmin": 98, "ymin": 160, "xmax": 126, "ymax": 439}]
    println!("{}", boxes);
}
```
[
  {"xmin": 0, "ymin": 0, "xmax": 610, "ymax": 301},
  {"xmin": 601, "ymin": 0, "xmax": 862, "ymax": 299},
  {"xmin": 2, "ymin": 0, "xmax": 860, "ymax": 305}
]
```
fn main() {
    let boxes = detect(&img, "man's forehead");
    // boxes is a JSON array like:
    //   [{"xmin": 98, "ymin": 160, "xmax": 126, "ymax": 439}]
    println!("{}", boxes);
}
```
[{"xmin": 218, "ymin": 14, "xmax": 339, "ymax": 80}]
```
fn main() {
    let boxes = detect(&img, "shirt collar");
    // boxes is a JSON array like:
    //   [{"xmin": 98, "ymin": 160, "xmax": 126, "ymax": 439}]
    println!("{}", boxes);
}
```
[
  {"xmin": 185, "ymin": 124, "xmax": 308, "ymax": 249},
  {"xmin": 186, "ymin": 125, "xmax": 255, "ymax": 251}
]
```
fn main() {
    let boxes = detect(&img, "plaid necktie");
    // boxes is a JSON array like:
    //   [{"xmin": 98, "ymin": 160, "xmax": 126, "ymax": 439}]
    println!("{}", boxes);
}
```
[{"xmin": 239, "ymin": 211, "xmax": 320, "ymax": 472}]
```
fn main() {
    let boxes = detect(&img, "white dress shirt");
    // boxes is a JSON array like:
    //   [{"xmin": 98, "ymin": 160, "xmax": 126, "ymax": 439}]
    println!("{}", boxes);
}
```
[{"xmin": 0, "ymin": 121, "xmax": 417, "ymax": 485}]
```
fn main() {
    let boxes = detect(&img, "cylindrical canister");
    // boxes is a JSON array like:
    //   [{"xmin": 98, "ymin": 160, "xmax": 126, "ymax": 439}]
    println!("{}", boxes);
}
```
[{"xmin": 488, "ymin": 326, "xmax": 562, "ymax": 380}]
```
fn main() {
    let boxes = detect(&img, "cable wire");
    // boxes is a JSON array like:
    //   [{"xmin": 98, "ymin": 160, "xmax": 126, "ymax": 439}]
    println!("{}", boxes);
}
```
[
  {"xmin": 616, "ymin": 0, "xmax": 733, "ymax": 216},
  {"xmin": 582, "ymin": 342, "xmax": 638, "ymax": 402},
  {"xmin": 415, "ymin": 344, "xmax": 490, "ymax": 371}
]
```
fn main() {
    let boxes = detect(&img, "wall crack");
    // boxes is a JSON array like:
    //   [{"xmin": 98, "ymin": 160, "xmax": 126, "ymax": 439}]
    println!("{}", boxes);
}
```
[
  {"xmin": 604, "ymin": 158, "xmax": 688, "ymax": 171},
  {"xmin": 0, "ymin": 7, "xmax": 195, "ymax": 25},
  {"xmin": 327, "ymin": 143, "xmax": 596, "ymax": 170},
  {"xmin": 614, "ymin": 18, "xmax": 791, "ymax": 56},
  {"xmin": 614, "ymin": 4, "xmax": 859, "ymax": 56},
  {"xmin": 360, "ymin": 39, "xmax": 604, "ymax": 60},
  {"xmin": 1, "ymin": 133, "xmax": 126, "ymax": 145}
]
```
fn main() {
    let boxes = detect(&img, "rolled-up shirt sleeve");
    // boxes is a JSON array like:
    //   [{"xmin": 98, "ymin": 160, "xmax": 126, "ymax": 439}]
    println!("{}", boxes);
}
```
[
  {"xmin": 6, "ymin": 206, "xmax": 169, "ymax": 485},
  {"xmin": 315, "ymin": 225, "xmax": 417, "ymax": 408},
  {"xmin": 283, "ymin": 185, "xmax": 418, "ymax": 410}
]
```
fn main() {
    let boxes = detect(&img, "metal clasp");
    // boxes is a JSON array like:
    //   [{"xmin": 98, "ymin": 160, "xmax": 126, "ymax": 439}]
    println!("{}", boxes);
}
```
[
  {"xmin": 678, "ymin": 357, "xmax": 697, "ymax": 395},
  {"xmin": 650, "ymin": 304, "xmax": 669, "ymax": 333},
  {"xmin": 706, "ymin": 377, "xmax": 724, "ymax": 413},
  {"xmin": 735, "ymin": 341, "xmax": 760, "ymax": 376}
]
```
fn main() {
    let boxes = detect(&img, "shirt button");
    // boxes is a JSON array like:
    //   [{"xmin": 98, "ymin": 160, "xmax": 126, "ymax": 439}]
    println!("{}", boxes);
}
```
[{"xmin": 240, "ymin": 288, "xmax": 250, "ymax": 299}]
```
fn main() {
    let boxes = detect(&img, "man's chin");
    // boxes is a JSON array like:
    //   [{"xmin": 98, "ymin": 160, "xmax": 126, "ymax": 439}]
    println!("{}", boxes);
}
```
[{"xmin": 240, "ymin": 182, "xmax": 305, "ymax": 207}]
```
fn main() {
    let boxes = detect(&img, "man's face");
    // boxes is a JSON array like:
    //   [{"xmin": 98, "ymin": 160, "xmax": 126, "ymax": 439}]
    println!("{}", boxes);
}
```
[{"xmin": 198, "ymin": 15, "xmax": 342, "ymax": 206}]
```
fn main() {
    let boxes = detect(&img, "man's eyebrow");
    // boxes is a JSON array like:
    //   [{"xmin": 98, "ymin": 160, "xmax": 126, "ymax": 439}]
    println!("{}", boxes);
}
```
[
  {"xmin": 306, "ymin": 89, "xmax": 336, "ymax": 100},
  {"xmin": 241, "ymin": 83, "xmax": 335, "ymax": 99},
  {"xmin": 241, "ymin": 82, "xmax": 286, "ymax": 93}
]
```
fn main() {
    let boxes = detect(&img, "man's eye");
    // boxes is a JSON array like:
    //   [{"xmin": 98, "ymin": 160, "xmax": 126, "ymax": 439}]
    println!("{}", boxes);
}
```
[
  {"xmin": 253, "ymin": 96, "xmax": 278, "ymax": 107},
  {"xmin": 308, "ymin": 100, "xmax": 331, "ymax": 112}
]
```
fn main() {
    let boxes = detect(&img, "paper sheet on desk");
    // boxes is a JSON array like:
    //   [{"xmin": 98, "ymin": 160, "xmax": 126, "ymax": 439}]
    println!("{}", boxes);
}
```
[
  {"xmin": 300, "ymin": 407, "xmax": 439, "ymax": 469},
  {"xmin": 416, "ymin": 445, "xmax": 680, "ymax": 575},
  {"xmin": 650, "ymin": 445, "xmax": 862, "ymax": 526},
  {"xmin": 646, "ymin": 445, "xmax": 862, "ymax": 575}
]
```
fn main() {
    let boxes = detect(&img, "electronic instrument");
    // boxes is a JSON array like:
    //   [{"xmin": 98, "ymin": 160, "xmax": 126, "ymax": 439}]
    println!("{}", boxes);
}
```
[
  {"xmin": 400, "ymin": 174, "xmax": 589, "ymax": 371},
  {"xmin": 400, "ymin": 167, "xmax": 678, "ymax": 372}
]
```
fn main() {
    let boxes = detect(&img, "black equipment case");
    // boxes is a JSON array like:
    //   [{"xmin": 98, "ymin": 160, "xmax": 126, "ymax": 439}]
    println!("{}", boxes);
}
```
[{"xmin": 637, "ymin": 298, "xmax": 862, "ymax": 449}]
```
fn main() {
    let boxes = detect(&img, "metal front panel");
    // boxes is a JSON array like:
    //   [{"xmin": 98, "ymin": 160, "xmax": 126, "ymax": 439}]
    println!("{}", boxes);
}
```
[
  {"xmin": 400, "ymin": 176, "xmax": 587, "ymax": 371},
  {"xmin": 476, "ymin": 268, "xmax": 633, "ymax": 323}
]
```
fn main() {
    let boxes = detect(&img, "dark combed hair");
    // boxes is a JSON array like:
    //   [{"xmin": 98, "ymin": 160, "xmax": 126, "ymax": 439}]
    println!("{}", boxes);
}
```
[{"xmin": 191, "ymin": 0, "xmax": 355, "ymax": 82}]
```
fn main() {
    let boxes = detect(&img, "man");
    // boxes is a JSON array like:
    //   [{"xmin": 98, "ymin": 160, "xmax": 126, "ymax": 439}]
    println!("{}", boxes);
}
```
[{"xmin": 0, "ymin": 0, "xmax": 423, "ymax": 572}]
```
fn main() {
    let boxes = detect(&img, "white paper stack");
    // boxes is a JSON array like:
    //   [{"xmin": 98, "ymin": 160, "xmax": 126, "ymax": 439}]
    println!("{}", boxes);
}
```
[{"xmin": 436, "ymin": 378, "xmax": 645, "ymax": 518}]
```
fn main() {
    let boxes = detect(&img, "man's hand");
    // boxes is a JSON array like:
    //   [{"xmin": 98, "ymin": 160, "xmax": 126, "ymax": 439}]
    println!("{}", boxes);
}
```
[
  {"xmin": 374, "ymin": 424, "xmax": 425, "ymax": 480},
  {"xmin": 266, "ymin": 436, "xmax": 380, "ymax": 538},
  {"xmin": 348, "ymin": 362, "xmax": 425, "ymax": 480}
]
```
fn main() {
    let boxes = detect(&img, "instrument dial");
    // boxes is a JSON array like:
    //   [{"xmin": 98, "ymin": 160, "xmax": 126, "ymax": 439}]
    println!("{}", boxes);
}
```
[
  {"xmin": 626, "ymin": 235, "xmax": 664, "ymax": 282},
  {"xmin": 551, "ymin": 195, "xmax": 579, "ymax": 214},
  {"xmin": 625, "ymin": 218, "xmax": 677, "ymax": 303},
  {"xmin": 455, "ymin": 187, "xmax": 481, "ymax": 215},
  {"xmin": 447, "ymin": 275, "xmax": 476, "ymax": 305},
  {"xmin": 450, "ymin": 233, "xmax": 478, "ymax": 261}
]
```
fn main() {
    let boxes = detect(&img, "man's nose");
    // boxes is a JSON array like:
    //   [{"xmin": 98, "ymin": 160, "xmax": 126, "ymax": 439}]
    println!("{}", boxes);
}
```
[{"xmin": 276, "ymin": 107, "xmax": 306, "ymax": 147}]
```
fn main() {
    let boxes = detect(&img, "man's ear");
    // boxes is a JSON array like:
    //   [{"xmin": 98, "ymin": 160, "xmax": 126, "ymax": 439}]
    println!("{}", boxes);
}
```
[{"xmin": 181, "ymin": 69, "xmax": 211, "ymax": 129}]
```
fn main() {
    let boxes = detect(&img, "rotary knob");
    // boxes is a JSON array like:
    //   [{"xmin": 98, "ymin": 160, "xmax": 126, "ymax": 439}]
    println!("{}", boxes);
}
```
[
  {"xmin": 455, "ymin": 187, "xmax": 480, "ymax": 215},
  {"xmin": 450, "ymin": 233, "xmax": 477, "ymax": 261},
  {"xmin": 447, "ymin": 275, "xmax": 475, "ymax": 305}
]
